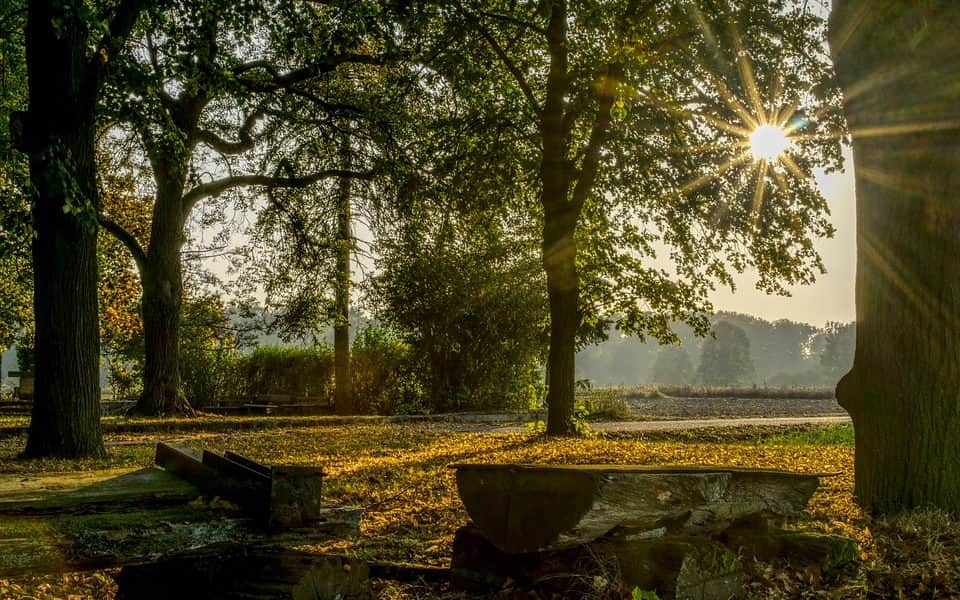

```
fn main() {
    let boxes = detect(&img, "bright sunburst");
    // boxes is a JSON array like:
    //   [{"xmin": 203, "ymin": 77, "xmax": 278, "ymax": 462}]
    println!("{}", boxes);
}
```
[{"xmin": 749, "ymin": 124, "xmax": 791, "ymax": 162}]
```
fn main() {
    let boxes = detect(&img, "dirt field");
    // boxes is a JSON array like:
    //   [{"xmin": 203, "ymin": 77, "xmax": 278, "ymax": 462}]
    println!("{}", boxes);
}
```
[{"xmin": 627, "ymin": 395, "xmax": 846, "ymax": 419}]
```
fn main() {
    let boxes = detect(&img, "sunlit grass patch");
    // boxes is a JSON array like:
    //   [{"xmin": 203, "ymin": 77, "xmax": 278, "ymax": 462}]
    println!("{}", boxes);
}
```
[{"xmin": 764, "ymin": 424, "xmax": 854, "ymax": 447}]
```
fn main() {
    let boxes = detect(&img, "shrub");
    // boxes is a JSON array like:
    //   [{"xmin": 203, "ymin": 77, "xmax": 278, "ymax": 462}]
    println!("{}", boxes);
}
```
[
  {"xmin": 576, "ymin": 382, "xmax": 632, "ymax": 421},
  {"xmin": 351, "ymin": 325, "xmax": 424, "ymax": 415},
  {"xmin": 236, "ymin": 346, "xmax": 334, "ymax": 400}
]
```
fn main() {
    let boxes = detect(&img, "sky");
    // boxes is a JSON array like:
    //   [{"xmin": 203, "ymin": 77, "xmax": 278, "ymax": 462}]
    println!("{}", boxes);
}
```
[
  {"xmin": 709, "ymin": 0, "xmax": 857, "ymax": 327},
  {"xmin": 710, "ymin": 147, "xmax": 856, "ymax": 326}
]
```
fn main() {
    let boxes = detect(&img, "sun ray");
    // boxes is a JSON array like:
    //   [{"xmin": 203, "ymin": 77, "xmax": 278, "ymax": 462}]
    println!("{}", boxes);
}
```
[
  {"xmin": 678, "ymin": 150, "xmax": 753, "ymax": 196},
  {"xmin": 726, "ymin": 14, "xmax": 767, "ymax": 124},
  {"xmin": 771, "ymin": 167, "xmax": 790, "ymax": 194},
  {"xmin": 697, "ymin": 68, "xmax": 761, "ymax": 131},
  {"xmin": 751, "ymin": 160, "xmax": 769, "ymax": 223},
  {"xmin": 779, "ymin": 154, "xmax": 808, "ymax": 183}
]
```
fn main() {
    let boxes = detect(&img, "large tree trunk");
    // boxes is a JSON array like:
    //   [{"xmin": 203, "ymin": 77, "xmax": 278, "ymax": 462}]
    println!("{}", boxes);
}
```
[
  {"xmin": 542, "ymin": 213, "xmax": 578, "ymax": 435},
  {"xmin": 334, "ymin": 131, "xmax": 354, "ymax": 415},
  {"xmin": 21, "ymin": 0, "xmax": 105, "ymax": 458},
  {"xmin": 829, "ymin": 2, "xmax": 960, "ymax": 513},
  {"xmin": 539, "ymin": 0, "xmax": 579, "ymax": 436},
  {"xmin": 135, "ymin": 180, "xmax": 189, "ymax": 416}
]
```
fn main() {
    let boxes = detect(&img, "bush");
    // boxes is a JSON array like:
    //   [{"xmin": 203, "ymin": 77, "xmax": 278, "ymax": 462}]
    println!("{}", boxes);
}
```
[
  {"xmin": 351, "ymin": 325, "xmax": 424, "ymax": 415},
  {"xmin": 236, "ymin": 346, "xmax": 334, "ymax": 400},
  {"xmin": 575, "ymin": 381, "xmax": 632, "ymax": 421}
]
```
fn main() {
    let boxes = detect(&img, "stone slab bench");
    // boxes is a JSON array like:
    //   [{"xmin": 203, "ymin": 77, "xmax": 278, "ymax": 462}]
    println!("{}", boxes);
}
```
[
  {"xmin": 450, "ymin": 463, "xmax": 855, "ymax": 599},
  {"xmin": 452, "ymin": 463, "xmax": 834, "ymax": 553}
]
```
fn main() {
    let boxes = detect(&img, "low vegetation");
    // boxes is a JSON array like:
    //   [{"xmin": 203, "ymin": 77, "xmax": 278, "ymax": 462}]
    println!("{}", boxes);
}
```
[
  {"xmin": 623, "ymin": 385, "xmax": 836, "ymax": 400},
  {"xmin": 0, "ymin": 421, "xmax": 954, "ymax": 598}
]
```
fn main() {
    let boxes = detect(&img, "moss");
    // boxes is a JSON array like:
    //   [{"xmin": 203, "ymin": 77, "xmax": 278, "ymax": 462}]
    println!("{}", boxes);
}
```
[{"xmin": 53, "ymin": 505, "xmax": 235, "ymax": 537}]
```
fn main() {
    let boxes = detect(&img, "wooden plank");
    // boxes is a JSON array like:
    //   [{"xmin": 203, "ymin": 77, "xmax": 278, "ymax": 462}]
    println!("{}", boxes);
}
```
[
  {"xmin": 452, "ymin": 464, "xmax": 826, "ymax": 553},
  {"xmin": 155, "ymin": 443, "xmax": 266, "ymax": 515},
  {"xmin": 225, "ymin": 450, "xmax": 272, "ymax": 477},
  {"xmin": 202, "ymin": 450, "xmax": 271, "ymax": 486}
]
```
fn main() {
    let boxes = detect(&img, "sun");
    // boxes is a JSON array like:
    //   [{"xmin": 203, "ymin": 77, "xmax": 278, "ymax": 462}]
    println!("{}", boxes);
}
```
[{"xmin": 749, "ymin": 124, "xmax": 791, "ymax": 162}]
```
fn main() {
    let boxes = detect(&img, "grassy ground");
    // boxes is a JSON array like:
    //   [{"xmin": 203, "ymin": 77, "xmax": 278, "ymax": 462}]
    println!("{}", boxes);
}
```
[{"xmin": 0, "ymin": 422, "xmax": 955, "ymax": 598}]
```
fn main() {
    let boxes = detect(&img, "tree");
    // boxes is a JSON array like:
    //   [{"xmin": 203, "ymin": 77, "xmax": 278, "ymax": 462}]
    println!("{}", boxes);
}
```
[
  {"xmin": 829, "ymin": 1, "xmax": 960, "ymax": 512},
  {"xmin": 370, "ymin": 202, "xmax": 548, "ymax": 412},
  {"xmin": 0, "ymin": 0, "xmax": 31, "ymax": 356},
  {"xmin": 696, "ymin": 321, "xmax": 754, "ymax": 385},
  {"xmin": 427, "ymin": 0, "xmax": 843, "ymax": 433},
  {"xmin": 818, "ymin": 321, "xmax": 854, "ymax": 383},
  {"xmin": 332, "ymin": 129, "xmax": 354, "ymax": 415},
  {"xmin": 101, "ymin": 1, "xmax": 394, "ymax": 414},
  {"xmin": 651, "ymin": 345, "xmax": 694, "ymax": 385},
  {"xmin": 11, "ymin": 0, "xmax": 152, "ymax": 458}
]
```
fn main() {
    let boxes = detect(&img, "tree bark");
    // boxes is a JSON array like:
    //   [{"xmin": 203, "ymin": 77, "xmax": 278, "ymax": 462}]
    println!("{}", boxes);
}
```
[
  {"xmin": 135, "ymin": 167, "xmax": 190, "ymax": 415},
  {"xmin": 829, "ymin": 2, "xmax": 960, "ymax": 512},
  {"xmin": 542, "ymin": 213, "xmax": 578, "ymax": 435},
  {"xmin": 540, "ymin": 0, "xmax": 579, "ymax": 436},
  {"xmin": 21, "ymin": 0, "xmax": 105, "ymax": 458},
  {"xmin": 334, "ymin": 130, "xmax": 354, "ymax": 415}
]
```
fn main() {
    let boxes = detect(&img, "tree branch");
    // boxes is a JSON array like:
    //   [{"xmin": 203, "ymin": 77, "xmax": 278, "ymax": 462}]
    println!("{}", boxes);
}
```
[
  {"xmin": 477, "ymin": 10, "xmax": 547, "ymax": 36},
  {"xmin": 194, "ymin": 109, "xmax": 265, "ymax": 155},
  {"xmin": 571, "ymin": 63, "xmax": 621, "ymax": 212},
  {"xmin": 234, "ymin": 53, "xmax": 397, "ymax": 93},
  {"xmin": 95, "ymin": 0, "xmax": 156, "ymax": 65},
  {"xmin": 182, "ymin": 169, "xmax": 379, "ymax": 210},
  {"xmin": 460, "ymin": 8, "xmax": 542, "ymax": 116},
  {"xmin": 98, "ymin": 214, "xmax": 148, "ymax": 275}
]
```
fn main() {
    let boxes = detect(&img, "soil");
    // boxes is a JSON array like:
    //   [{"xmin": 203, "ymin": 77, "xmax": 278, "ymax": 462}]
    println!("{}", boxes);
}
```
[{"xmin": 627, "ymin": 396, "xmax": 846, "ymax": 419}]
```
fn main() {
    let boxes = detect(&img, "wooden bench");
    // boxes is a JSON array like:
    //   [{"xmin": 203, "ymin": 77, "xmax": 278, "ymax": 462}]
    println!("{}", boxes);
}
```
[{"xmin": 209, "ymin": 393, "xmax": 334, "ymax": 415}]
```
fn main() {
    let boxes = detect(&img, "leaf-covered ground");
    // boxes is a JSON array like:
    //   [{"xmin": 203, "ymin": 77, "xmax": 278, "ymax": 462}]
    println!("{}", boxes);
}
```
[{"xmin": 0, "ymin": 423, "xmax": 956, "ymax": 598}]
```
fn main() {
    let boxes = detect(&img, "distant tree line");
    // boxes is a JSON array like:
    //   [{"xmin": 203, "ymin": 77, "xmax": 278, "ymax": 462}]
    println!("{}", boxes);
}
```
[{"xmin": 577, "ymin": 312, "xmax": 855, "ymax": 388}]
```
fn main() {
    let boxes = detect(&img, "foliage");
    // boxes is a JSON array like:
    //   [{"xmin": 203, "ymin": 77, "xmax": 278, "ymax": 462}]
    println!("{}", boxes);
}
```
[
  {"xmin": 235, "ymin": 345, "xmax": 333, "ymax": 402},
  {"xmin": 650, "ymin": 345, "xmax": 695, "ymax": 385},
  {"xmin": 370, "ymin": 207, "xmax": 548, "ymax": 413},
  {"xmin": 577, "ymin": 382, "xmax": 632, "ymax": 421},
  {"xmin": 0, "ymin": 0, "xmax": 30, "ymax": 355},
  {"xmin": 819, "ymin": 321, "xmax": 856, "ymax": 381},
  {"xmin": 350, "ymin": 325, "xmax": 424, "ymax": 416},
  {"xmin": 179, "ymin": 296, "xmax": 246, "ymax": 409},
  {"xmin": 696, "ymin": 321, "xmax": 755, "ymax": 385}
]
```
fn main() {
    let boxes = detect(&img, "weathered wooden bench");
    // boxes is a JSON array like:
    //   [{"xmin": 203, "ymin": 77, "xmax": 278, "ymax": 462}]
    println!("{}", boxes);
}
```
[
  {"xmin": 450, "ymin": 464, "xmax": 858, "ymax": 599},
  {"xmin": 209, "ymin": 393, "xmax": 334, "ymax": 415}
]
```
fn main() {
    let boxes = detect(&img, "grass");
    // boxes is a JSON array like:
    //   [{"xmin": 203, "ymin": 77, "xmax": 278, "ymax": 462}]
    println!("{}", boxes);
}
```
[
  {"xmin": 0, "ymin": 420, "xmax": 951, "ymax": 599},
  {"xmin": 764, "ymin": 423, "xmax": 855, "ymax": 446}
]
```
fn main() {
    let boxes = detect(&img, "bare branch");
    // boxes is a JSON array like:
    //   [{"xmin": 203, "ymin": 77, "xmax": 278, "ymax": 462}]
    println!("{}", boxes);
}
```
[
  {"xmin": 195, "ymin": 110, "xmax": 265, "ymax": 155},
  {"xmin": 235, "ymin": 53, "xmax": 397, "ymax": 93},
  {"xmin": 98, "ymin": 214, "xmax": 148, "ymax": 275},
  {"xmin": 182, "ymin": 169, "xmax": 379, "ymax": 210}
]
